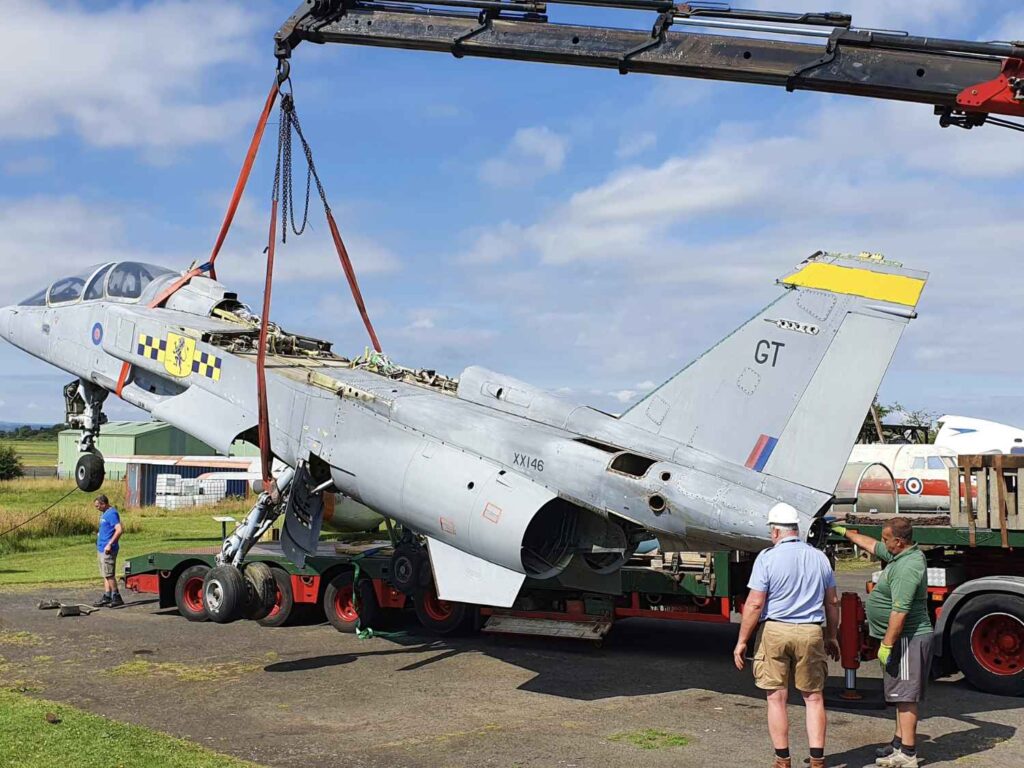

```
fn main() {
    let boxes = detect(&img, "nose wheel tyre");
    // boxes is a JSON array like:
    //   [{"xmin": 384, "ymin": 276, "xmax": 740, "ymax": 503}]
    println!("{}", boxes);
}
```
[
  {"xmin": 203, "ymin": 565, "xmax": 245, "ymax": 623},
  {"xmin": 324, "ymin": 571, "xmax": 380, "ymax": 633},
  {"xmin": 75, "ymin": 453, "xmax": 105, "ymax": 493},
  {"xmin": 173, "ymin": 564, "xmax": 210, "ymax": 622},
  {"xmin": 950, "ymin": 593, "xmax": 1024, "ymax": 697}
]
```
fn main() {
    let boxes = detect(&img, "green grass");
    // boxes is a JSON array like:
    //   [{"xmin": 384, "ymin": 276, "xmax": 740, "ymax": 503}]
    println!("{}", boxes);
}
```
[
  {"xmin": 0, "ymin": 689, "xmax": 260, "ymax": 768},
  {"xmin": 608, "ymin": 729, "xmax": 691, "ymax": 750},
  {"xmin": 0, "ymin": 478, "xmax": 254, "ymax": 585},
  {"xmin": 1, "ymin": 438, "xmax": 58, "ymax": 468}
]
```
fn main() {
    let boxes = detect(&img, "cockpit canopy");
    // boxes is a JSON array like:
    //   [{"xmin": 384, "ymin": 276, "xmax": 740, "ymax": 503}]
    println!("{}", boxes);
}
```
[{"xmin": 18, "ymin": 262, "xmax": 177, "ymax": 307}]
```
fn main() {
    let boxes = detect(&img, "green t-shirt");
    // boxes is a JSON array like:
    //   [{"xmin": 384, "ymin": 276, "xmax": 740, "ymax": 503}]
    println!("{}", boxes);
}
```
[{"xmin": 865, "ymin": 543, "xmax": 932, "ymax": 639}]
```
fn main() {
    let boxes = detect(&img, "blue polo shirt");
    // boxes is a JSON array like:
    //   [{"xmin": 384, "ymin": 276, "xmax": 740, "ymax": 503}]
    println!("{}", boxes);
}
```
[
  {"xmin": 748, "ymin": 536, "xmax": 836, "ymax": 623},
  {"xmin": 97, "ymin": 507, "xmax": 121, "ymax": 555}
]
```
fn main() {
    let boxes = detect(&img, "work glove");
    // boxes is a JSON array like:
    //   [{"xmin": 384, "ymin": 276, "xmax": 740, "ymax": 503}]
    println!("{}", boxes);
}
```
[
  {"xmin": 877, "ymin": 643, "xmax": 892, "ymax": 667},
  {"xmin": 829, "ymin": 523, "xmax": 848, "ymax": 537}
]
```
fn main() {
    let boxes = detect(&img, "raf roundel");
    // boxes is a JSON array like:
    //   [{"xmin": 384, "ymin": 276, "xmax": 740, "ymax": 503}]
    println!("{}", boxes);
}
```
[
  {"xmin": 91, "ymin": 323, "xmax": 103, "ymax": 346},
  {"xmin": 905, "ymin": 476, "xmax": 923, "ymax": 496}
]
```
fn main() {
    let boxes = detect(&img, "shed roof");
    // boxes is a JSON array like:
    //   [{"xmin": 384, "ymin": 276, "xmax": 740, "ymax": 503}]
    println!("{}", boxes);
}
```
[{"xmin": 60, "ymin": 420, "xmax": 167, "ymax": 437}]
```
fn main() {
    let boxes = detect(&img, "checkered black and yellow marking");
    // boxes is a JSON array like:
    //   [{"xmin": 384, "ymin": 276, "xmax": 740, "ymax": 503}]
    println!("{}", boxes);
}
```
[
  {"xmin": 136, "ymin": 334, "xmax": 167, "ymax": 362},
  {"xmin": 191, "ymin": 350, "xmax": 222, "ymax": 381}
]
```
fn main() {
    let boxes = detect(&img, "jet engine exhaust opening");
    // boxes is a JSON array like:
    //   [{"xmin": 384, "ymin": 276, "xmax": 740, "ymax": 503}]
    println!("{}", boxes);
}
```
[
  {"xmin": 648, "ymin": 493, "xmax": 667, "ymax": 514},
  {"xmin": 521, "ymin": 498, "xmax": 578, "ymax": 579}
]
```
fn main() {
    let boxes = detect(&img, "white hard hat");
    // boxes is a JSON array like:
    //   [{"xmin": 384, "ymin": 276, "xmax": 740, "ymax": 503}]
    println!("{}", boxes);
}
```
[{"xmin": 767, "ymin": 502, "xmax": 801, "ymax": 526}]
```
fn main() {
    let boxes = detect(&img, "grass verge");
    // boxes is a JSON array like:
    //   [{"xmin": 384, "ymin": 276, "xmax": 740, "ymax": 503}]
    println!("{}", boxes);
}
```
[
  {"xmin": 608, "ymin": 729, "xmax": 690, "ymax": 750},
  {"xmin": 0, "ymin": 689, "xmax": 259, "ymax": 768},
  {"xmin": 1, "ymin": 438, "xmax": 58, "ymax": 469}
]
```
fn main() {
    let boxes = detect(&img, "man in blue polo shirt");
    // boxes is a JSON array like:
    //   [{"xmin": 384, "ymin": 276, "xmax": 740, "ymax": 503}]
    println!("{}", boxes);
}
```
[
  {"xmin": 93, "ymin": 494, "xmax": 124, "ymax": 608},
  {"xmin": 734, "ymin": 503, "xmax": 840, "ymax": 768}
]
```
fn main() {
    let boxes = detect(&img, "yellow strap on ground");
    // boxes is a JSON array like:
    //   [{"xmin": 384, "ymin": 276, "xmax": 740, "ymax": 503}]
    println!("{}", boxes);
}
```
[{"xmin": 783, "ymin": 262, "xmax": 925, "ymax": 306}]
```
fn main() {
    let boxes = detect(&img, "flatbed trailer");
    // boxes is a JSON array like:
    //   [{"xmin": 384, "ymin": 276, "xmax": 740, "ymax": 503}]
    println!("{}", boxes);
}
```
[{"xmin": 124, "ymin": 543, "xmax": 754, "ymax": 640}]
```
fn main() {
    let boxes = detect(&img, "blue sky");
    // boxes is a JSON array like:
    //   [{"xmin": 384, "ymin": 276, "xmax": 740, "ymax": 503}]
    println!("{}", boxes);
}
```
[{"xmin": 1, "ymin": 0, "xmax": 1022, "ymax": 427}]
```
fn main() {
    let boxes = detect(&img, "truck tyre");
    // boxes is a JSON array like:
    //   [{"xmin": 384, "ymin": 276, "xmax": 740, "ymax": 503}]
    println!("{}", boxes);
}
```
[
  {"xmin": 413, "ymin": 585, "xmax": 476, "ymax": 636},
  {"xmin": 258, "ymin": 568, "xmax": 295, "ymax": 628},
  {"xmin": 950, "ymin": 593, "xmax": 1024, "ymax": 697},
  {"xmin": 241, "ymin": 562, "xmax": 277, "ymax": 621},
  {"xmin": 324, "ymin": 571, "xmax": 380, "ymax": 633},
  {"xmin": 203, "ymin": 565, "xmax": 245, "ymax": 623},
  {"xmin": 75, "ymin": 453, "xmax": 105, "ymax": 493},
  {"xmin": 174, "ymin": 564, "xmax": 210, "ymax": 622}
]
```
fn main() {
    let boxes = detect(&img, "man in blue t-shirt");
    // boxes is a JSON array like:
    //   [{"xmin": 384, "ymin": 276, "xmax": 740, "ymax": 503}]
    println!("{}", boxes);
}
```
[{"xmin": 93, "ymin": 494, "xmax": 124, "ymax": 608}]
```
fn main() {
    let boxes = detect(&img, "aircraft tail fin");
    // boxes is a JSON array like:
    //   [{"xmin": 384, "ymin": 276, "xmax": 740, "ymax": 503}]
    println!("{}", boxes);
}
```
[{"xmin": 619, "ymin": 252, "xmax": 928, "ymax": 495}]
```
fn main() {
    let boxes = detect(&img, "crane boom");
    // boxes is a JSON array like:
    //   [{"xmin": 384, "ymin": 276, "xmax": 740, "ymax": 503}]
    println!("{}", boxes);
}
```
[{"xmin": 275, "ymin": 1, "xmax": 1024, "ymax": 127}]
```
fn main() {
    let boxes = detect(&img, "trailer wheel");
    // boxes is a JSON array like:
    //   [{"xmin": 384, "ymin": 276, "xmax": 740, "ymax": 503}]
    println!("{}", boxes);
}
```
[
  {"xmin": 174, "ymin": 565, "xmax": 210, "ymax": 622},
  {"xmin": 413, "ymin": 585, "xmax": 474, "ymax": 636},
  {"xmin": 258, "ymin": 569, "xmax": 295, "ymax": 628},
  {"xmin": 324, "ymin": 572, "xmax": 380, "ymax": 633},
  {"xmin": 950, "ymin": 593, "xmax": 1024, "ymax": 697},
  {"xmin": 240, "ymin": 562, "xmax": 277, "ymax": 621},
  {"xmin": 203, "ymin": 565, "xmax": 245, "ymax": 623}
]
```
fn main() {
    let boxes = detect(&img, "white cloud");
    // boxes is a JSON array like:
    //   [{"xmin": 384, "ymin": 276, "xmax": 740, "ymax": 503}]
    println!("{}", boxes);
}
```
[
  {"xmin": 1, "ymin": 0, "xmax": 260, "ymax": 149},
  {"xmin": 454, "ymin": 96, "xmax": 1024, "ymax": 418},
  {"xmin": 479, "ymin": 127, "xmax": 569, "ymax": 188},
  {"xmin": 0, "ymin": 197, "xmax": 137, "ymax": 305},
  {"xmin": 455, "ymin": 222, "xmax": 526, "ymax": 265},
  {"xmin": 616, "ymin": 131, "xmax": 656, "ymax": 160}
]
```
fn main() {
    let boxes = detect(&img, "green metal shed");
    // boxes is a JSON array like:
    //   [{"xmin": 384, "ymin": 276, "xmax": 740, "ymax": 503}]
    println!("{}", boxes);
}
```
[{"xmin": 58, "ymin": 421, "xmax": 218, "ymax": 480}]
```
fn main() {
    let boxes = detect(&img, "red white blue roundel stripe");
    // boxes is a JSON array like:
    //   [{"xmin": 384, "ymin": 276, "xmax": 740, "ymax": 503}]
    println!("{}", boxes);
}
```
[
  {"xmin": 91, "ymin": 323, "xmax": 103, "ymax": 346},
  {"xmin": 904, "ymin": 476, "xmax": 923, "ymax": 496}
]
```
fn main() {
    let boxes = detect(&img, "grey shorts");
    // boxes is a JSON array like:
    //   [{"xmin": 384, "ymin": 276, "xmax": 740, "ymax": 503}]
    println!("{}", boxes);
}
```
[
  {"xmin": 98, "ymin": 551, "xmax": 117, "ymax": 579},
  {"xmin": 883, "ymin": 633, "xmax": 934, "ymax": 703}
]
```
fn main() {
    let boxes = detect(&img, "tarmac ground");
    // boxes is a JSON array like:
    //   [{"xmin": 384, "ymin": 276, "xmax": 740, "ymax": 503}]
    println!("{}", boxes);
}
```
[{"xmin": 0, "ymin": 571, "xmax": 1021, "ymax": 768}]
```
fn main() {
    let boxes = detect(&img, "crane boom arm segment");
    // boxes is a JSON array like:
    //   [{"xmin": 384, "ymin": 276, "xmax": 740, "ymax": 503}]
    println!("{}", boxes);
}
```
[{"xmin": 276, "ymin": 1, "xmax": 1024, "ymax": 123}]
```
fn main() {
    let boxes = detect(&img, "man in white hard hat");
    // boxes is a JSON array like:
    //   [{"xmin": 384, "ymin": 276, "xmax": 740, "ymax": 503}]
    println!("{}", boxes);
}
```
[{"xmin": 733, "ymin": 502, "xmax": 841, "ymax": 768}]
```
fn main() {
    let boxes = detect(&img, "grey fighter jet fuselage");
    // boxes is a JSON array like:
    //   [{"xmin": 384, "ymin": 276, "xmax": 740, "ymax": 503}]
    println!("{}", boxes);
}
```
[{"xmin": 0, "ymin": 253, "xmax": 927, "ymax": 607}]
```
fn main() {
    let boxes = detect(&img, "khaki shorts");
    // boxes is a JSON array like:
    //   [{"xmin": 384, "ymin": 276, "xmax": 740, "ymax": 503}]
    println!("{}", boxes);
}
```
[
  {"xmin": 753, "ymin": 621, "xmax": 828, "ymax": 693},
  {"xmin": 98, "ymin": 551, "xmax": 117, "ymax": 579}
]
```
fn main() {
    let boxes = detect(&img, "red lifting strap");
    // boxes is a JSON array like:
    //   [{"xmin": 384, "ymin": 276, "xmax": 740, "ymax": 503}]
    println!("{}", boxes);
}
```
[
  {"xmin": 115, "ymin": 80, "xmax": 281, "ymax": 399},
  {"xmin": 326, "ymin": 209, "xmax": 382, "ymax": 353},
  {"xmin": 257, "ymin": 198, "xmax": 280, "ymax": 484}
]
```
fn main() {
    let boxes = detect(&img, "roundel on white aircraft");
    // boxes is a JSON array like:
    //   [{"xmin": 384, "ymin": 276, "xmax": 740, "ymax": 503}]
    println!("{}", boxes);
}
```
[{"xmin": 905, "ymin": 476, "xmax": 923, "ymax": 496}]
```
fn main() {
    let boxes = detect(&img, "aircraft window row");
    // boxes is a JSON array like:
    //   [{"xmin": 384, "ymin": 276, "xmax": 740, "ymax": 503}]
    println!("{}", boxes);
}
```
[
  {"xmin": 19, "ymin": 262, "xmax": 176, "ymax": 307},
  {"xmin": 909, "ymin": 456, "xmax": 952, "ymax": 470}
]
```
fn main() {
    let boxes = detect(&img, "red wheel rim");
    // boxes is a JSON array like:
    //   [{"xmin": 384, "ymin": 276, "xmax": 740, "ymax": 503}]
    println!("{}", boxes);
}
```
[
  {"xmin": 422, "ymin": 589, "xmax": 455, "ymax": 622},
  {"xmin": 971, "ymin": 613, "xmax": 1024, "ymax": 676},
  {"xmin": 183, "ymin": 577, "xmax": 204, "ymax": 613},
  {"xmin": 334, "ymin": 584, "xmax": 358, "ymax": 623},
  {"xmin": 267, "ymin": 584, "xmax": 283, "ymax": 619}
]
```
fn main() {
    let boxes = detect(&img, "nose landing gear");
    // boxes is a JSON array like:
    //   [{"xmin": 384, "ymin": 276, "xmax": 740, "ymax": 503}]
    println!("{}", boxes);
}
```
[{"xmin": 65, "ymin": 379, "xmax": 108, "ymax": 492}]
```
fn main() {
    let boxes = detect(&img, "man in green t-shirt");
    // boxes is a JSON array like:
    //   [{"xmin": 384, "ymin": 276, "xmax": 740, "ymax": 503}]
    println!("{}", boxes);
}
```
[{"xmin": 831, "ymin": 517, "xmax": 932, "ymax": 768}]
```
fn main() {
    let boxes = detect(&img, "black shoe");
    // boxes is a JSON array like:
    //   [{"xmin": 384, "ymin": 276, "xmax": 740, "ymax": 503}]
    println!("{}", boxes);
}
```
[
  {"xmin": 109, "ymin": 593, "xmax": 125, "ymax": 608},
  {"xmin": 92, "ymin": 594, "xmax": 112, "ymax": 608}
]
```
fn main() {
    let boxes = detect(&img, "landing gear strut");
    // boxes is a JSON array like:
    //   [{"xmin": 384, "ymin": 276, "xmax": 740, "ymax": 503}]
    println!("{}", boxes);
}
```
[
  {"xmin": 203, "ymin": 466, "xmax": 302, "ymax": 622},
  {"xmin": 65, "ymin": 380, "xmax": 107, "ymax": 492}
]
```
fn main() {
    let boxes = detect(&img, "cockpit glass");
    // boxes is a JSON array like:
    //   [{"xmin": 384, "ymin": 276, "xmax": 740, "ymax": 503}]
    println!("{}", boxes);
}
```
[
  {"xmin": 83, "ymin": 263, "xmax": 114, "ymax": 301},
  {"xmin": 19, "ymin": 287, "xmax": 48, "ymax": 306},
  {"xmin": 106, "ymin": 262, "xmax": 175, "ymax": 300},
  {"xmin": 48, "ymin": 275, "xmax": 87, "ymax": 304}
]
